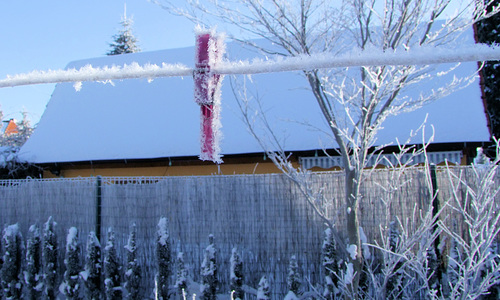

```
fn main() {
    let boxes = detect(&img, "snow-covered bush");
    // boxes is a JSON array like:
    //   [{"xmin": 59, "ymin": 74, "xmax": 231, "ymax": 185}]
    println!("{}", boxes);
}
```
[
  {"xmin": 43, "ymin": 217, "xmax": 58, "ymax": 300},
  {"xmin": 256, "ymin": 275, "xmax": 270, "ymax": 300},
  {"xmin": 83, "ymin": 231, "xmax": 101, "ymax": 300},
  {"xmin": 322, "ymin": 227, "xmax": 339, "ymax": 299},
  {"xmin": 24, "ymin": 224, "xmax": 42, "ymax": 300},
  {"xmin": 1, "ymin": 224, "xmax": 24, "ymax": 299},
  {"xmin": 61, "ymin": 227, "xmax": 81, "ymax": 299},
  {"xmin": 175, "ymin": 252, "xmax": 188, "ymax": 298},
  {"xmin": 200, "ymin": 234, "xmax": 218, "ymax": 300},
  {"xmin": 104, "ymin": 228, "xmax": 122, "ymax": 300},
  {"xmin": 286, "ymin": 255, "xmax": 301, "ymax": 297},
  {"xmin": 229, "ymin": 247, "xmax": 243, "ymax": 300},
  {"xmin": 124, "ymin": 223, "xmax": 141, "ymax": 300},
  {"xmin": 156, "ymin": 217, "xmax": 171, "ymax": 300}
]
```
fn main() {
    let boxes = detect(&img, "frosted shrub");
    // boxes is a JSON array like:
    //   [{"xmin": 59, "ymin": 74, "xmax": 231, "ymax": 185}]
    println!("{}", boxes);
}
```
[
  {"xmin": 125, "ymin": 223, "xmax": 141, "ymax": 300},
  {"xmin": 286, "ymin": 255, "xmax": 301, "ymax": 297},
  {"xmin": 83, "ymin": 231, "xmax": 101, "ymax": 300},
  {"xmin": 441, "ymin": 145, "xmax": 500, "ymax": 299},
  {"xmin": 229, "ymin": 247, "xmax": 243, "ymax": 300},
  {"xmin": 200, "ymin": 234, "xmax": 218, "ymax": 300},
  {"xmin": 175, "ymin": 252, "xmax": 188, "ymax": 297},
  {"xmin": 256, "ymin": 276, "xmax": 270, "ymax": 300},
  {"xmin": 43, "ymin": 217, "xmax": 58, "ymax": 300},
  {"xmin": 104, "ymin": 228, "xmax": 122, "ymax": 300},
  {"xmin": 1, "ymin": 224, "xmax": 24, "ymax": 299},
  {"xmin": 156, "ymin": 217, "xmax": 171, "ymax": 300},
  {"xmin": 385, "ymin": 222, "xmax": 403, "ymax": 298},
  {"xmin": 322, "ymin": 228, "xmax": 339, "ymax": 299},
  {"xmin": 25, "ymin": 224, "xmax": 42, "ymax": 300},
  {"xmin": 62, "ymin": 227, "xmax": 81, "ymax": 299}
]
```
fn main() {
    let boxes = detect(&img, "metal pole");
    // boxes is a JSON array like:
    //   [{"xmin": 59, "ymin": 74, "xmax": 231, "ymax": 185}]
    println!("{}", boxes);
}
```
[{"xmin": 96, "ymin": 175, "xmax": 102, "ymax": 242}]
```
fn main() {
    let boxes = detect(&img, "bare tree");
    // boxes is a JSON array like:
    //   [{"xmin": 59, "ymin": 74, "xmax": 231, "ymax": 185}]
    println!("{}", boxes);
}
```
[{"xmin": 154, "ymin": 0, "xmax": 500, "ymax": 294}]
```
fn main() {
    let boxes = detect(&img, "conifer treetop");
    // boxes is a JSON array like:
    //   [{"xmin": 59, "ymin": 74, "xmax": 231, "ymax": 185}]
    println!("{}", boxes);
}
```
[{"xmin": 107, "ymin": 5, "xmax": 140, "ymax": 56}]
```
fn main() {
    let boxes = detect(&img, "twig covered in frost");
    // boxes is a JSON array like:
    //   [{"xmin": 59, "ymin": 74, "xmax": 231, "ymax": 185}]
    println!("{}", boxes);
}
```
[
  {"xmin": 104, "ymin": 228, "xmax": 122, "ymax": 300},
  {"xmin": 61, "ymin": 227, "xmax": 81, "ymax": 300},
  {"xmin": 125, "ymin": 223, "xmax": 141, "ymax": 300},
  {"xmin": 156, "ymin": 217, "xmax": 171, "ymax": 300},
  {"xmin": 83, "ymin": 231, "xmax": 101, "ymax": 300},
  {"xmin": 43, "ymin": 217, "xmax": 58, "ymax": 300},
  {"xmin": 440, "ymin": 141, "xmax": 500, "ymax": 299},
  {"xmin": 200, "ymin": 234, "xmax": 218, "ymax": 300},
  {"xmin": 25, "ymin": 224, "xmax": 42, "ymax": 300},
  {"xmin": 1, "ymin": 224, "xmax": 24, "ymax": 300},
  {"xmin": 357, "ymin": 143, "xmax": 447, "ymax": 299}
]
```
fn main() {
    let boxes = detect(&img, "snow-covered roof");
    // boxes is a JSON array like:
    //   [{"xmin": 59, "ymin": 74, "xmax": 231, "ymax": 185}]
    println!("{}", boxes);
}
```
[{"xmin": 18, "ymin": 40, "xmax": 490, "ymax": 164}]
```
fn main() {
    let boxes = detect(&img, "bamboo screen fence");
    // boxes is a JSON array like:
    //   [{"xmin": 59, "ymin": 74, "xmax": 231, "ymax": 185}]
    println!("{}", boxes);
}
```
[{"xmin": 0, "ymin": 166, "xmax": 493, "ymax": 298}]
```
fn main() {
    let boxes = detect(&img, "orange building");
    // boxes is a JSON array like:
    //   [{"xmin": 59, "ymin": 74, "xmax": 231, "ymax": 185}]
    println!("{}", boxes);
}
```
[{"xmin": 1, "ymin": 119, "xmax": 18, "ymax": 136}]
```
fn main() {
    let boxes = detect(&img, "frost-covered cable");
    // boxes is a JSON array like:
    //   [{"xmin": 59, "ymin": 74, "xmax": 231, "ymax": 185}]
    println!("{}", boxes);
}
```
[
  {"xmin": 0, "ymin": 44, "xmax": 499, "ymax": 88},
  {"xmin": 0, "ymin": 62, "xmax": 192, "ymax": 88},
  {"xmin": 214, "ymin": 44, "xmax": 500, "ymax": 74}
]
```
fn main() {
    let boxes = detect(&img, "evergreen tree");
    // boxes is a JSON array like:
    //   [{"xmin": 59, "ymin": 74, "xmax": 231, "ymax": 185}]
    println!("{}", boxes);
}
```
[
  {"xmin": 476, "ymin": 0, "xmax": 500, "ymax": 139},
  {"xmin": 256, "ymin": 276, "xmax": 270, "ymax": 300},
  {"xmin": 229, "ymin": 247, "xmax": 244, "ymax": 300},
  {"xmin": 175, "ymin": 252, "xmax": 188, "ymax": 298},
  {"xmin": 43, "ymin": 217, "xmax": 58, "ymax": 300},
  {"xmin": 83, "ymin": 231, "xmax": 102, "ymax": 300},
  {"xmin": 287, "ymin": 255, "xmax": 301, "ymax": 296},
  {"xmin": 25, "ymin": 224, "xmax": 42, "ymax": 300},
  {"xmin": 1, "ymin": 224, "xmax": 23, "ymax": 299},
  {"xmin": 156, "ymin": 217, "xmax": 171, "ymax": 300},
  {"xmin": 62, "ymin": 227, "xmax": 81, "ymax": 300},
  {"xmin": 104, "ymin": 228, "xmax": 122, "ymax": 300},
  {"xmin": 107, "ymin": 7, "xmax": 140, "ymax": 56},
  {"xmin": 125, "ymin": 223, "xmax": 141, "ymax": 300},
  {"xmin": 322, "ymin": 228, "xmax": 339, "ymax": 299},
  {"xmin": 200, "ymin": 234, "xmax": 218, "ymax": 300}
]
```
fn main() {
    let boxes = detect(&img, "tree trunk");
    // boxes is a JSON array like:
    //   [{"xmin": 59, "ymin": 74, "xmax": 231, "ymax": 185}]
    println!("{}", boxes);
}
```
[{"xmin": 345, "ymin": 167, "xmax": 362, "ymax": 297}]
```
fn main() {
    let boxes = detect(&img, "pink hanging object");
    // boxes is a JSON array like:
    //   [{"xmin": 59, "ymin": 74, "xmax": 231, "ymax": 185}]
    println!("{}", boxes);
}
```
[{"xmin": 194, "ymin": 29, "xmax": 225, "ymax": 163}]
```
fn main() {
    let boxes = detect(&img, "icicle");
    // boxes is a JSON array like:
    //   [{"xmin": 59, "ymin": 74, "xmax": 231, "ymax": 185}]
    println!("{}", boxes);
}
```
[{"xmin": 194, "ymin": 28, "xmax": 225, "ymax": 164}]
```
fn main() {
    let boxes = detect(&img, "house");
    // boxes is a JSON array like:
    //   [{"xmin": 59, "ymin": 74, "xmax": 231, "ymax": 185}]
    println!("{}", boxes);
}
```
[
  {"xmin": 18, "ymin": 38, "xmax": 490, "ymax": 178},
  {"xmin": 1, "ymin": 119, "xmax": 18, "ymax": 137}
]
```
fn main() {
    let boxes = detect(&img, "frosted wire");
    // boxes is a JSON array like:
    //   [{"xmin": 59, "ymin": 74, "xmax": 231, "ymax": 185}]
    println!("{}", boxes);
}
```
[{"xmin": 0, "ymin": 45, "xmax": 499, "ymax": 88}]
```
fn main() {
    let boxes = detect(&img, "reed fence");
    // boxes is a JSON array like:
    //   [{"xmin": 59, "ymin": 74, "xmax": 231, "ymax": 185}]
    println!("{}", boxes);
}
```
[{"xmin": 0, "ymin": 165, "xmax": 494, "ymax": 298}]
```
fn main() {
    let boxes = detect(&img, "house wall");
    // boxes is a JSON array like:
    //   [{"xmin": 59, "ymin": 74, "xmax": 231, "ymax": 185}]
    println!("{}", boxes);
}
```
[{"xmin": 43, "ymin": 160, "xmax": 299, "ymax": 178}]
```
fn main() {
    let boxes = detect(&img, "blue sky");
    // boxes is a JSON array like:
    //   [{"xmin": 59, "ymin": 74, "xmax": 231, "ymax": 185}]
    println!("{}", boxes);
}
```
[{"xmin": 0, "ymin": 1, "xmax": 195, "ymax": 124}]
